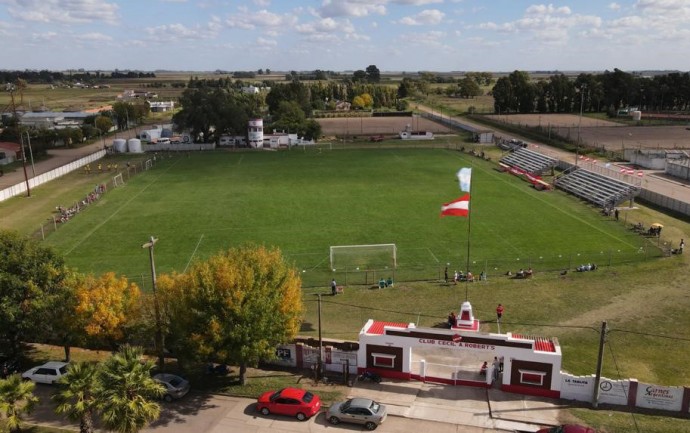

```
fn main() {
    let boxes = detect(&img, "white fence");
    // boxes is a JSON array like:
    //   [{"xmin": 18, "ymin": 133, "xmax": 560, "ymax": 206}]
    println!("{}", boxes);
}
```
[
  {"xmin": 0, "ymin": 150, "xmax": 106, "ymax": 202},
  {"xmin": 560, "ymin": 373, "xmax": 689, "ymax": 413}
]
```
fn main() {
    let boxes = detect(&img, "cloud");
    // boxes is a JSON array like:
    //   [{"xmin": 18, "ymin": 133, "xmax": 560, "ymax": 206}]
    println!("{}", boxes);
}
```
[
  {"xmin": 225, "ymin": 9, "xmax": 297, "ymax": 30},
  {"xmin": 144, "ymin": 21, "xmax": 220, "ymax": 42},
  {"xmin": 81, "ymin": 32, "xmax": 113, "ymax": 42},
  {"xmin": 318, "ymin": 0, "xmax": 386, "ymax": 18},
  {"xmin": 525, "ymin": 4, "xmax": 571, "ymax": 16},
  {"xmin": 399, "ymin": 9, "xmax": 445, "ymax": 25},
  {"xmin": 296, "ymin": 17, "xmax": 369, "ymax": 43},
  {"xmin": 391, "ymin": 0, "xmax": 442, "ymax": 4},
  {"xmin": 397, "ymin": 30, "xmax": 445, "ymax": 46},
  {"xmin": 6, "ymin": 0, "xmax": 120, "ymax": 25},
  {"xmin": 609, "ymin": 3, "xmax": 621, "ymax": 11}
]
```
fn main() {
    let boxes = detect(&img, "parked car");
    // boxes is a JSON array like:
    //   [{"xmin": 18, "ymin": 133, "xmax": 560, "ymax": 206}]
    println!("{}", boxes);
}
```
[
  {"xmin": 326, "ymin": 397, "xmax": 387, "ymax": 430},
  {"xmin": 21, "ymin": 361, "xmax": 69, "ymax": 384},
  {"xmin": 256, "ymin": 387, "xmax": 321, "ymax": 421},
  {"xmin": 153, "ymin": 373, "xmax": 190, "ymax": 402},
  {"xmin": 537, "ymin": 425, "xmax": 596, "ymax": 433}
]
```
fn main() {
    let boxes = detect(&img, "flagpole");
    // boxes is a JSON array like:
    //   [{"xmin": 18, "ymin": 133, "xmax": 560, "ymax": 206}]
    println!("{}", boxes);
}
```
[{"xmin": 464, "ymin": 169, "xmax": 473, "ymax": 301}]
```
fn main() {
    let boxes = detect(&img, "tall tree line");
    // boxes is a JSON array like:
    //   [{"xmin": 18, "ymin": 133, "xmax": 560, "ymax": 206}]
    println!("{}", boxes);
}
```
[{"xmin": 492, "ymin": 69, "xmax": 690, "ymax": 115}]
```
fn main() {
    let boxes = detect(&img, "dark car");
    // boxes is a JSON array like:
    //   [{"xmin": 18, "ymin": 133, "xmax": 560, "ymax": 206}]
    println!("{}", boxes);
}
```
[
  {"xmin": 256, "ymin": 387, "xmax": 321, "ymax": 421},
  {"xmin": 537, "ymin": 425, "xmax": 596, "ymax": 433},
  {"xmin": 326, "ymin": 397, "xmax": 388, "ymax": 430}
]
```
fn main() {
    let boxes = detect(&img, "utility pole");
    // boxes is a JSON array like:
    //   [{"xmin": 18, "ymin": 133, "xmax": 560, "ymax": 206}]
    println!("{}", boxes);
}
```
[
  {"xmin": 592, "ymin": 321, "xmax": 608, "ymax": 408},
  {"xmin": 142, "ymin": 236, "xmax": 165, "ymax": 370}
]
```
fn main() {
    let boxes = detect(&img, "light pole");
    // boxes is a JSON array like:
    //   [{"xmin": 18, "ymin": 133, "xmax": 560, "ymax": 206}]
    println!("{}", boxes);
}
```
[
  {"xmin": 23, "ymin": 131, "xmax": 35, "ymax": 176},
  {"xmin": 576, "ymin": 84, "xmax": 587, "ymax": 166},
  {"xmin": 142, "ymin": 236, "xmax": 165, "ymax": 370},
  {"xmin": 18, "ymin": 132, "xmax": 31, "ymax": 197}
]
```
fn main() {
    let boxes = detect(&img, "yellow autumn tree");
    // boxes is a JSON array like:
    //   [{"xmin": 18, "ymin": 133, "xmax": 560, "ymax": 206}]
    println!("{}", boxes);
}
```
[
  {"xmin": 74, "ymin": 272, "xmax": 141, "ymax": 349},
  {"xmin": 165, "ymin": 245, "xmax": 303, "ymax": 385}
]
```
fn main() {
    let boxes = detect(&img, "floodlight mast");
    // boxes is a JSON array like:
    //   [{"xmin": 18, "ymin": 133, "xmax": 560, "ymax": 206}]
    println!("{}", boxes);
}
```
[{"xmin": 142, "ymin": 236, "xmax": 165, "ymax": 370}]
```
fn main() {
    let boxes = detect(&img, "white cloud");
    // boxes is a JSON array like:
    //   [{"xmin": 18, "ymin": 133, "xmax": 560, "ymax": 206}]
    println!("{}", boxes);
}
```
[
  {"xmin": 81, "ymin": 32, "xmax": 113, "ymax": 42},
  {"xmin": 256, "ymin": 36, "xmax": 277, "ymax": 47},
  {"xmin": 609, "ymin": 3, "xmax": 621, "ymax": 11},
  {"xmin": 6, "ymin": 0, "xmax": 120, "ymax": 25},
  {"xmin": 525, "ymin": 4, "xmax": 571, "ymax": 16},
  {"xmin": 397, "ymin": 30, "xmax": 445, "ymax": 45},
  {"xmin": 253, "ymin": 0, "xmax": 271, "ymax": 6},
  {"xmin": 144, "ymin": 21, "xmax": 219, "ymax": 42},
  {"xmin": 391, "ymin": 0, "xmax": 442, "ymax": 4},
  {"xmin": 225, "ymin": 9, "xmax": 297, "ymax": 30},
  {"xmin": 318, "ymin": 0, "xmax": 386, "ymax": 18},
  {"xmin": 399, "ymin": 9, "xmax": 445, "ymax": 25}
]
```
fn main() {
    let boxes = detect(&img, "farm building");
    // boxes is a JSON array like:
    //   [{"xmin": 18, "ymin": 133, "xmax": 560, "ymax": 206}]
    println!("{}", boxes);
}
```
[{"xmin": 147, "ymin": 101, "xmax": 175, "ymax": 112}]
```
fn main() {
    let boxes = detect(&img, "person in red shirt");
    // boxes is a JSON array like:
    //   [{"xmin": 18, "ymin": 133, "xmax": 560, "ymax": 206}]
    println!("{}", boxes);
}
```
[{"xmin": 496, "ymin": 304, "xmax": 504, "ymax": 322}]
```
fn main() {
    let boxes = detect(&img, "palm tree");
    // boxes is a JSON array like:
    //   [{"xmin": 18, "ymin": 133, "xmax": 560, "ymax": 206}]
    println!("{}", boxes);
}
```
[
  {"xmin": 53, "ymin": 362, "xmax": 99, "ymax": 433},
  {"xmin": 0, "ymin": 374, "xmax": 39, "ymax": 433},
  {"xmin": 95, "ymin": 345, "xmax": 165, "ymax": 433}
]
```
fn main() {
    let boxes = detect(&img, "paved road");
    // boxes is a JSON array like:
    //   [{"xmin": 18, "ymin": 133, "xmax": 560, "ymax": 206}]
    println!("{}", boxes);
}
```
[{"xmin": 27, "ymin": 379, "xmax": 558, "ymax": 433}]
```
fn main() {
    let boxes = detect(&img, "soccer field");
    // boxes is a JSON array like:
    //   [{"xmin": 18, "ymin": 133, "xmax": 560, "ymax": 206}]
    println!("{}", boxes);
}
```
[{"xmin": 44, "ymin": 148, "xmax": 654, "ymax": 287}]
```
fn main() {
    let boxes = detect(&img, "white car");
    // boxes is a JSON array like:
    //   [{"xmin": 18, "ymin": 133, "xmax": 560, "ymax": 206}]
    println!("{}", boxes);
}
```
[
  {"xmin": 21, "ymin": 361, "xmax": 69, "ymax": 385},
  {"xmin": 153, "ymin": 373, "xmax": 190, "ymax": 402}
]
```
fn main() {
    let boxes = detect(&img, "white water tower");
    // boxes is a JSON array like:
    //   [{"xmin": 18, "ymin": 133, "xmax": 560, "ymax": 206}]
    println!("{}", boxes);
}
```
[{"xmin": 248, "ymin": 118, "xmax": 264, "ymax": 148}]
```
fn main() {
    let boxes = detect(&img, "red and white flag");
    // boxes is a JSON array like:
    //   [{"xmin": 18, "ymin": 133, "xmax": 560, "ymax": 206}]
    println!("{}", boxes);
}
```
[{"xmin": 441, "ymin": 194, "xmax": 470, "ymax": 217}]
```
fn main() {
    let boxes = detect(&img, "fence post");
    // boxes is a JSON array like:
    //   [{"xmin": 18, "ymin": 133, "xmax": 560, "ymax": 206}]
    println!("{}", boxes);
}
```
[{"xmin": 40, "ymin": 224, "xmax": 45, "ymax": 240}]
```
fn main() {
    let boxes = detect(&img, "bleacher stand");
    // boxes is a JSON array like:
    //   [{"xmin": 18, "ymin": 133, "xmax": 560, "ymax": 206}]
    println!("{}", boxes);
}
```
[
  {"xmin": 499, "ymin": 148, "xmax": 558, "ymax": 175},
  {"xmin": 554, "ymin": 168, "xmax": 640, "ymax": 208}
]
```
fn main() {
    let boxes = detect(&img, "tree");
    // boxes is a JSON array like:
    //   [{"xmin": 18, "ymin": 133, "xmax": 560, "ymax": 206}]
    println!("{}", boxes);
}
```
[
  {"xmin": 0, "ymin": 230, "xmax": 70, "ymax": 356},
  {"xmin": 95, "ymin": 346, "xmax": 164, "ymax": 433},
  {"xmin": 365, "ymin": 65, "xmax": 380, "ymax": 83},
  {"xmin": 0, "ymin": 374, "xmax": 38, "ymax": 433},
  {"xmin": 165, "ymin": 245, "xmax": 303, "ymax": 385},
  {"xmin": 94, "ymin": 116, "xmax": 113, "ymax": 135},
  {"xmin": 53, "ymin": 362, "xmax": 99, "ymax": 433},
  {"xmin": 74, "ymin": 272, "xmax": 142, "ymax": 350}
]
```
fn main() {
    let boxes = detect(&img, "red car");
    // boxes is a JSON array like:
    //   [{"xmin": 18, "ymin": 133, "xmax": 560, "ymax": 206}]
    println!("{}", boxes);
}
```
[
  {"xmin": 537, "ymin": 425, "xmax": 596, "ymax": 433},
  {"xmin": 257, "ymin": 387, "xmax": 321, "ymax": 421}
]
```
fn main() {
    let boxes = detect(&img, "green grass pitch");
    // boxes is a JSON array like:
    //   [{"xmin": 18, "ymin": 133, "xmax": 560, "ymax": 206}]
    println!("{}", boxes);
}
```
[{"xmin": 44, "ymin": 148, "xmax": 653, "ymax": 288}]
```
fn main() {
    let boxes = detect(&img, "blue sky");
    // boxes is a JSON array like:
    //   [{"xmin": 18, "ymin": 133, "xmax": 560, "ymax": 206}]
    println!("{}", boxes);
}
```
[{"xmin": 1, "ymin": 0, "xmax": 689, "ymax": 72}]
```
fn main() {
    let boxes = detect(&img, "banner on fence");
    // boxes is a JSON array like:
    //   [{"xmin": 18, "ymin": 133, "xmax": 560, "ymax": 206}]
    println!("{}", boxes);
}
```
[{"xmin": 636, "ymin": 383, "xmax": 684, "ymax": 411}]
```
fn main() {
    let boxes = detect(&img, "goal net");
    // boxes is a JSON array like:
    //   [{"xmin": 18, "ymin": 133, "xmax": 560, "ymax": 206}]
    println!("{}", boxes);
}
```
[
  {"xmin": 112, "ymin": 173, "xmax": 125, "ymax": 188},
  {"xmin": 330, "ymin": 244, "xmax": 397, "ymax": 271}
]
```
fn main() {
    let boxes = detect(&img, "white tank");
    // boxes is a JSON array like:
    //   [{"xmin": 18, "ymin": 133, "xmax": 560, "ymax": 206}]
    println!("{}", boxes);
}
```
[
  {"xmin": 248, "ymin": 118, "xmax": 264, "ymax": 148},
  {"xmin": 127, "ymin": 138, "xmax": 143, "ymax": 153},
  {"xmin": 112, "ymin": 139, "xmax": 127, "ymax": 153},
  {"xmin": 632, "ymin": 111, "xmax": 642, "ymax": 121}
]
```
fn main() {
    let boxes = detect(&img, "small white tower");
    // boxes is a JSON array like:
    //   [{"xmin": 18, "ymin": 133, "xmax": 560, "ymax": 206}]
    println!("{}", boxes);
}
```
[
  {"xmin": 456, "ymin": 301, "xmax": 480, "ymax": 331},
  {"xmin": 248, "ymin": 118, "xmax": 264, "ymax": 148}
]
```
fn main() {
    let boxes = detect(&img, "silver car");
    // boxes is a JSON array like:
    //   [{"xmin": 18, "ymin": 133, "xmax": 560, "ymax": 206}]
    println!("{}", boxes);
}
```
[
  {"xmin": 153, "ymin": 373, "xmax": 190, "ymax": 402},
  {"xmin": 326, "ymin": 397, "xmax": 387, "ymax": 430}
]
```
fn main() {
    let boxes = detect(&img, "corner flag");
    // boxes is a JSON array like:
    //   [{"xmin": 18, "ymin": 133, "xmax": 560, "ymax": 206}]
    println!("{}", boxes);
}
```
[
  {"xmin": 441, "ymin": 194, "xmax": 470, "ymax": 217},
  {"xmin": 457, "ymin": 168, "xmax": 472, "ymax": 192}
]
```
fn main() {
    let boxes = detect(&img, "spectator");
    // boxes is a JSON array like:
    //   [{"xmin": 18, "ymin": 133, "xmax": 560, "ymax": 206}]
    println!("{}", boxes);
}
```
[
  {"xmin": 331, "ymin": 279, "xmax": 337, "ymax": 295},
  {"xmin": 496, "ymin": 304, "xmax": 504, "ymax": 322}
]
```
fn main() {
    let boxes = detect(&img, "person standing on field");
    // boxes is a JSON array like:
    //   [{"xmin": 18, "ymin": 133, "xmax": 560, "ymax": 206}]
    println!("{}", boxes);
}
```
[
  {"xmin": 331, "ymin": 279, "xmax": 337, "ymax": 295},
  {"xmin": 496, "ymin": 304, "xmax": 504, "ymax": 322}
]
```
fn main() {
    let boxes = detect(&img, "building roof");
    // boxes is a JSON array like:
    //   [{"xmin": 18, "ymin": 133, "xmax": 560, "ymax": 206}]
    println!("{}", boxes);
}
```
[
  {"xmin": 0, "ymin": 142, "xmax": 21, "ymax": 151},
  {"xmin": 366, "ymin": 321, "xmax": 410, "ymax": 335},
  {"xmin": 511, "ymin": 334, "xmax": 557, "ymax": 353}
]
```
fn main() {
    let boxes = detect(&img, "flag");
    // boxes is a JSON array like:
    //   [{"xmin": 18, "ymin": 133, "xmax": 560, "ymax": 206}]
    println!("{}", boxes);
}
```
[
  {"xmin": 457, "ymin": 168, "xmax": 472, "ymax": 192},
  {"xmin": 441, "ymin": 194, "xmax": 470, "ymax": 217}
]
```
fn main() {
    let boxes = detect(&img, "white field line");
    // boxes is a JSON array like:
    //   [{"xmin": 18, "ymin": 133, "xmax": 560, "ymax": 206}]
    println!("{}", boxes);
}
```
[
  {"xmin": 427, "ymin": 247, "xmax": 440, "ymax": 263},
  {"xmin": 184, "ymin": 234, "xmax": 205, "ymax": 272}
]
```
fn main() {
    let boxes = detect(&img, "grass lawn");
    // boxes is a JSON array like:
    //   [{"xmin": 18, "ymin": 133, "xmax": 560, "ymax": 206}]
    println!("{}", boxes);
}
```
[{"xmin": 40, "ymin": 148, "xmax": 654, "ymax": 288}]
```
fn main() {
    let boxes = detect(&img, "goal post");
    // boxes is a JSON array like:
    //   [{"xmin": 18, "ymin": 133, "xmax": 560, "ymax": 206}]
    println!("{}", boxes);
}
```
[
  {"xmin": 329, "ymin": 244, "xmax": 397, "ymax": 270},
  {"xmin": 112, "ymin": 173, "xmax": 125, "ymax": 188},
  {"xmin": 144, "ymin": 159, "xmax": 153, "ymax": 170}
]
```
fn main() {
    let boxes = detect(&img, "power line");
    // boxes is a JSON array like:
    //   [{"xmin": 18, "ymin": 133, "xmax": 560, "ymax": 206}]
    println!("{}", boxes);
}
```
[{"xmin": 607, "ymin": 338, "xmax": 641, "ymax": 433}]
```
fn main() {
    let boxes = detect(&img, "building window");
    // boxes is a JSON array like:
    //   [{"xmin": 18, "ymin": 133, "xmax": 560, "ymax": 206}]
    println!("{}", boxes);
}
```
[
  {"xmin": 371, "ymin": 353, "xmax": 395, "ymax": 368},
  {"xmin": 518, "ymin": 369, "xmax": 546, "ymax": 386}
]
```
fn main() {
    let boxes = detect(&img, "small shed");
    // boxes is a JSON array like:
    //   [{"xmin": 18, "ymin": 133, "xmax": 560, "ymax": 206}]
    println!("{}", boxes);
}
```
[{"xmin": 474, "ymin": 130, "xmax": 494, "ymax": 144}]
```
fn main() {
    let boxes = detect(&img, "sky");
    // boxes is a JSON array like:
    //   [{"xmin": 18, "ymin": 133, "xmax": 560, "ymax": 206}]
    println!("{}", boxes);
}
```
[{"xmin": 1, "ymin": 0, "xmax": 690, "ymax": 73}]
